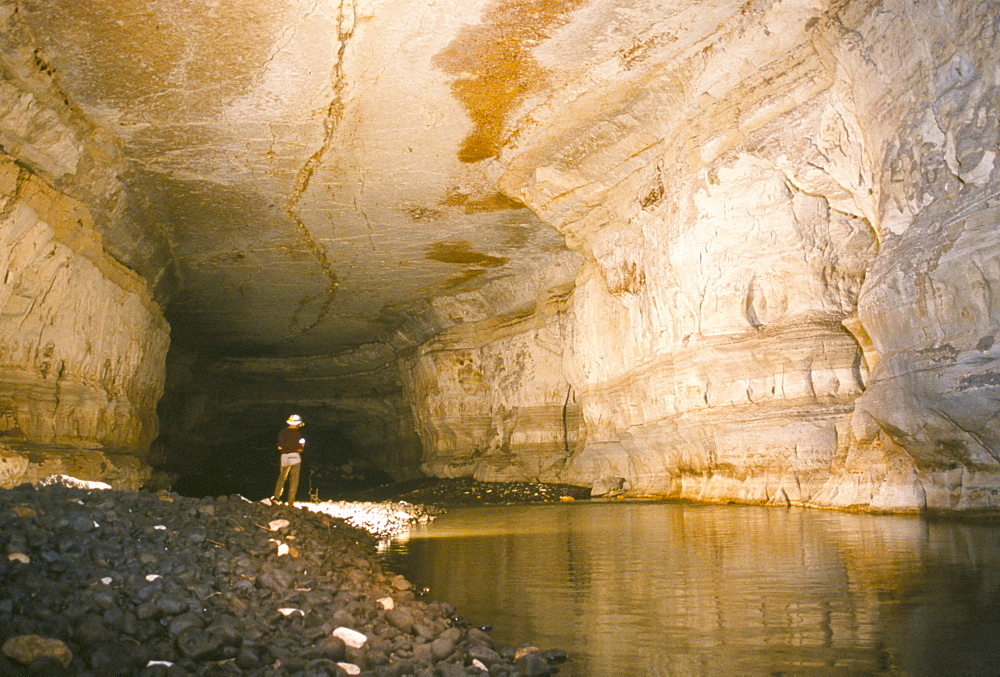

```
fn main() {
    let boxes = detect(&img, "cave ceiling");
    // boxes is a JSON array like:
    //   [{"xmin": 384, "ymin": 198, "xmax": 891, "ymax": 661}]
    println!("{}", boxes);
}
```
[{"xmin": 15, "ymin": 0, "xmax": 743, "ymax": 358}]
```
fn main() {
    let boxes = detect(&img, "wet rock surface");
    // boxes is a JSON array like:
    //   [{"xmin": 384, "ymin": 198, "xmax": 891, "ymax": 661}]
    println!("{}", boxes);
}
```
[{"xmin": 0, "ymin": 481, "xmax": 568, "ymax": 675}]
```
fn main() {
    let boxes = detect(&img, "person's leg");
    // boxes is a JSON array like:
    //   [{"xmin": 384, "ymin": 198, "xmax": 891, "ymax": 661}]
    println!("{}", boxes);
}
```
[
  {"xmin": 273, "ymin": 464, "xmax": 291, "ymax": 502},
  {"xmin": 287, "ymin": 463, "xmax": 301, "ymax": 504}
]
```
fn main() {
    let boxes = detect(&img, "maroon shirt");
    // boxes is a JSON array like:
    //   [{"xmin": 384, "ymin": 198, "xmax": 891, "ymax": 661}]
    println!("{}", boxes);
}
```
[{"xmin": 277, "ymin": 427, "xmax": 305, "ymax": 454}]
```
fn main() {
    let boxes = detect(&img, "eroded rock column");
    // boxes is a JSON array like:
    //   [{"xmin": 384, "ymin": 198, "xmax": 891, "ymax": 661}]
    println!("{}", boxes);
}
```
[{"xmin": 825, "ymin": 0, "xmax": 1000, "ymax": 510}]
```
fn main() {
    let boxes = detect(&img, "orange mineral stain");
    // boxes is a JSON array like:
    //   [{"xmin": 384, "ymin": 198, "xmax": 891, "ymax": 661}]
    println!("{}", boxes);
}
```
[{"xmin": 434, "ymin": 0, "xmax": 588, "ymax": 163}]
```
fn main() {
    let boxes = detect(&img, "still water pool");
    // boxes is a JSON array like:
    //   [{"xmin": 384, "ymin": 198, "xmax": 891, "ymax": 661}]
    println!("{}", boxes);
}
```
[{"xmin": 380, "ymin": 501, "xmax": 1000, "ymax": 675}]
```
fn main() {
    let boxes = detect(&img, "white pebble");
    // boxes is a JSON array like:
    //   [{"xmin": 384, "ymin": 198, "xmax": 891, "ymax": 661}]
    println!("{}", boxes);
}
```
[
  {"xmin": 377, "ymin": 596, "xmax": 394, "ymax": 610},
  {"xmin": 268, "ymin": 519, "xmax": 290, "ymax": 531},
  {"xmin": 7, "ymin": 552, "xmax": 29, "ymax": 564},
  {"xmin": 278, "ymin": 608, "xmax": 304, "ymax": 617},
  {"xmin": 472, "ymin": 658, "xmax": 488, "ymax": 671},
  {"xmin": 145, "ymin": 574, "xmax": 161, "ymax": 582},
  {"xmin": 337, "ymin": 662, "xmax": 361, "ymax": 675},
  {"xmin": 266, "ymin": 538, "xmax": 290, "ymax": 556},
  {"xmin": 333, "ymin": 627, "xmax": 367, "ymax": 648},
  {"xmin": 101, "ymin": 577, "xmax": 113, "ymax": 585}
]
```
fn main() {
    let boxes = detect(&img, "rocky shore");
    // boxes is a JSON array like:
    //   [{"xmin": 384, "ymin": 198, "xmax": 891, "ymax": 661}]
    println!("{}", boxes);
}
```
[
  {"xmin": 350, "ymin": 479, "xmax": 593, "ymax": 507},
  {"xmin": 286, "ymin": 501, "xmax": 443, "ymax": 540},
  {"xmin": 0, "ymin": 478, "xmax": 568, "ymax": 675}
]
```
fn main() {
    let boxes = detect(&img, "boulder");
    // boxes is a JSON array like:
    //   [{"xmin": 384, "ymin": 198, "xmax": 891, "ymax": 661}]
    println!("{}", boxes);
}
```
[{"xmin": 591, "ymin": 477, "xmax": 626, "ymax": 498}]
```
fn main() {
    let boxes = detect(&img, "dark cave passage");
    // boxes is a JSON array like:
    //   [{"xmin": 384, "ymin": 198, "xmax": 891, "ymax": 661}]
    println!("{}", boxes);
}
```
[{"xmin": 163, "ymin": 417, "xmax": 397, "ymax": 501}]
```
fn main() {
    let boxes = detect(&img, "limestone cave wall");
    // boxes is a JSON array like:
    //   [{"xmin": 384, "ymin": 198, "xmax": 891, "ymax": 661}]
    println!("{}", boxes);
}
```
[
  {"xmin": 402, "ymin": 0, "xmax": 1000, "ymax": 511},
  {"xmin": 0, "ymin": 158, "xmax": 169, "ymax": 488},
  {"xmin": 2, "ymin": 0, "xmax": 997, "ymax": 512},
  {"xmin": 0, "ymin": 6, "xmax": 170, "ymax": 488},
  {"xmin": 401, "ymin": 285, "xmax": 585, "ymax": 481}
]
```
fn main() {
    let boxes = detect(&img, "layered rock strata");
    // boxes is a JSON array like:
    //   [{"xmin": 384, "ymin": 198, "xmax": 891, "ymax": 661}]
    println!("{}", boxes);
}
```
[
  {"xmin": 0, "ymin": 156, "xmax": 168, "ymax": 488},
  {"xmin": 402, "ymin": 286, "xmax": 585, "ymax": 481},
  {"xmin": 4, "ymin": 0, "xmax": 997, "ymax": 513},
  {"xmin": 403, "ymin": 0, "xmax": 1000, "ymax": 511},
  {"xmin": 0, "ymin": 10, "xmax": 170, "ymax": 488}
]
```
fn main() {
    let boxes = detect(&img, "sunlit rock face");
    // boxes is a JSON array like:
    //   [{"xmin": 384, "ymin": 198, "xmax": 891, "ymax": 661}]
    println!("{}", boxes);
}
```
[
  {"xmin": 844, "ymin": 0, "xmax": 1000, "ymax": 510},
  {"xmin": 403, "ymin": 0, "xmax": 1000, "ymax": 510}
]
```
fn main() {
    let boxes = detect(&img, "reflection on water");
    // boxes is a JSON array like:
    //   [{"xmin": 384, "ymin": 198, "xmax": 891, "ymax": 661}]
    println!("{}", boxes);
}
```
[{"xmin": 381, "ymin": 502, "xmax": 1000, "ymax": 675}]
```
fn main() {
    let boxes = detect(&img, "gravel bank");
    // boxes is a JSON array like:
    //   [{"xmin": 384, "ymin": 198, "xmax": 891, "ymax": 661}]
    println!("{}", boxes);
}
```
[
  {"xmin": 0, "ymin": 478, "xmax": 567, "ymax": 675},
  {"xmin": 352, "ymin": 479, "xmax": 593, "ymax": 508}
]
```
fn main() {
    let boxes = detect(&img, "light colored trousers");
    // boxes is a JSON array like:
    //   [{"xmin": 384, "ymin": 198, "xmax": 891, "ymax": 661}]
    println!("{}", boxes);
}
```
[{"xmin": 273, "ymin": 453, "xmax": 301, "ymax": 503}]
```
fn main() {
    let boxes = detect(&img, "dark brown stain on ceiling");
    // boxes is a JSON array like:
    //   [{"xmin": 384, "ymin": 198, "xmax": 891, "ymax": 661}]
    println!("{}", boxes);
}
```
[
  {"xmin": 425, "ymin": 239, "xmax": 508, "ymax": 267},
  {"xmin": 441, "ymin": 190, "xmax": 528, "ymax": 212}
]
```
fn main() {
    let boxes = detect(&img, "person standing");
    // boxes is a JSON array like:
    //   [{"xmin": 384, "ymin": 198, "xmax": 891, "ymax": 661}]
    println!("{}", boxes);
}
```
[{"xmin": 272, "ymin": 414, "xmax": 305, "ymax": 505}]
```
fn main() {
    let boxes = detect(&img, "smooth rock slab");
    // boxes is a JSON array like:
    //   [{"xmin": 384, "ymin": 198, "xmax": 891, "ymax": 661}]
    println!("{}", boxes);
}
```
[{"xmin": 2, "ymin": 634, "xmax": 73, "ymax": 668}]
